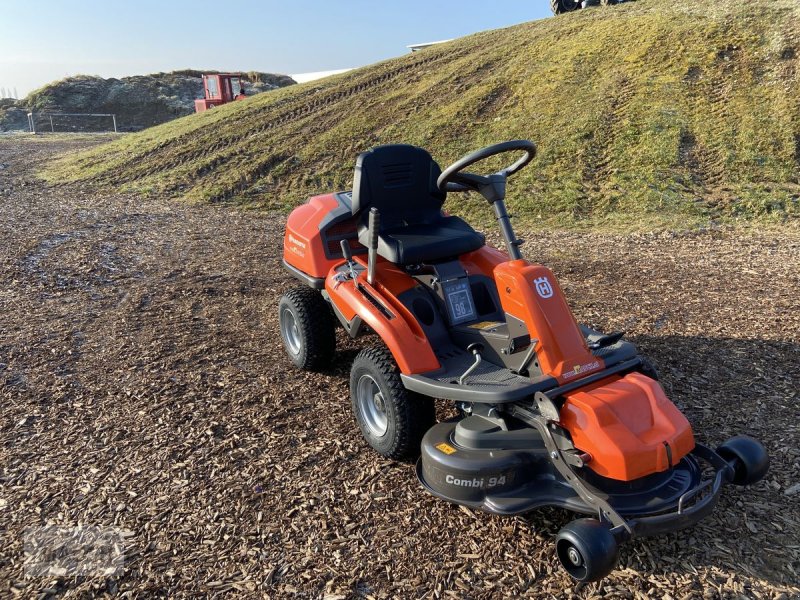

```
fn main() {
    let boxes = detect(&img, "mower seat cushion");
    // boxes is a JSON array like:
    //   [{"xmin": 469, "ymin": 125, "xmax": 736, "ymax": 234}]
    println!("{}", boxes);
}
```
[{"xmin": 366, "ymin": 216, "xmax": 486, "ymax": 265}]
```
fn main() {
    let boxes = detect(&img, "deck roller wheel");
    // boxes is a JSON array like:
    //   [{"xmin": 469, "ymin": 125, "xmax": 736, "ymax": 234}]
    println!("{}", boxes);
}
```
[
  {"xmin": 716, "ymin": 435, "xmax": 770, "ymax": 486},
  {"xmin": 555, "ymin": 518, "xmax": 619, "ymax": 582}
]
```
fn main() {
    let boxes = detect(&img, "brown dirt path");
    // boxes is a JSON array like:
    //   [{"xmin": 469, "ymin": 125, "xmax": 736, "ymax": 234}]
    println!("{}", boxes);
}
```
[{"xmin": 1, "ymin": 137, "xmax": 798, "ymax": 598}]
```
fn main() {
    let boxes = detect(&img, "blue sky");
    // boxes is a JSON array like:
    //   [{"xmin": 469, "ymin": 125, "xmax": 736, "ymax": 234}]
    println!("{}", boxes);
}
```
[{"xmin": 0, "ymin": 0, "xmax": 551, "ymax": 98}]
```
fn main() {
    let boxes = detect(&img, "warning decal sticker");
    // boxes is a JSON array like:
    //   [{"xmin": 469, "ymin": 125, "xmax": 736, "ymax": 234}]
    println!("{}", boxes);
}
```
[
  {"xmin": 435, "ymin": 442, "xmax": 457, "ymax": 455},
  {"xmin": 468, "ymin": 321, "xmax": 501, "ymax": 331}
]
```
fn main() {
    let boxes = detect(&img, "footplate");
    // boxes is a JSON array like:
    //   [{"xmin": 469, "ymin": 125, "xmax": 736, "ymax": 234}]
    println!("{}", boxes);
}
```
[{"xmin": 401, "ymin": 349, "xmax": 557, "ymax": 403}]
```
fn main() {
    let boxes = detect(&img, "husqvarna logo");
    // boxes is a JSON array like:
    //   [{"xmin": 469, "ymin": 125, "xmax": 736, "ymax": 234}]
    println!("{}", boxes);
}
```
[
  {"xmin": 288, "ymin": 235, "xmax": 306, "ymax": 249},
  {"xmin": 534, "ymin": 276, "xmax": 553, "ymax": 299},
  {"xmin": 288, "ymin": 234, "xmax": 306, "ymax": 258}
]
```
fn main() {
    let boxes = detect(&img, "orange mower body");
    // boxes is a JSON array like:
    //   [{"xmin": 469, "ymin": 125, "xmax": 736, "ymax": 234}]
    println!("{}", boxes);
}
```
[
  {"xmin": 283, "ymin": 191, "xmax": 695, "ymax": 482},
  {"xmin": 278, "ymin": 141, "xmax": 768, "ymax": 583}
]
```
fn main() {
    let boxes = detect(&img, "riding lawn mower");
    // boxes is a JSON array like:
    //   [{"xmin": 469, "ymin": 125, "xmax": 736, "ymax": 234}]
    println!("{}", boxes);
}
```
[{"xmin": 279, "ymin": 140, "xmax": 769, "ymax": 581}]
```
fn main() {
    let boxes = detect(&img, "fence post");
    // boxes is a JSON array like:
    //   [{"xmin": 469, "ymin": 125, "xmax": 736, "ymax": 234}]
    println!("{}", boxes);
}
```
[
  {"xmin": 27, "ymin": 112, "xmax": 35, "ymax": 134},
  {"xmin": 49, "ymin": 115, "xmax": 54, "ymax": 133},
  {"xmin": 112, "ymin": 114, "xmax": 117, "ymax": 133}
]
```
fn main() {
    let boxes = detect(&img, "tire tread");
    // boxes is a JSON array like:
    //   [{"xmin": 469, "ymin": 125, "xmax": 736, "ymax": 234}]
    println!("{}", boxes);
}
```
[
  {"xmin": 280, "ymin": 286, "xmax": 336, "ymax": 371},
  {"xmin": 351, "ymin": 345, "xmax": 435, "ymax": 460}
]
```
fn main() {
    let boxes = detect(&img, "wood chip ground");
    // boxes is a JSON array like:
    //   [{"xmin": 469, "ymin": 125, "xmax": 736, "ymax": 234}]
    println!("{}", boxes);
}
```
[{"xmin": 1, "ymin": 138, "xmax": 798, "ymax": 598}]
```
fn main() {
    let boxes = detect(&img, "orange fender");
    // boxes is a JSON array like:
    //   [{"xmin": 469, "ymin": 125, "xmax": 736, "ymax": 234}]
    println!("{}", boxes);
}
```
[{"xmin": 326, "ymin": 261, "xmax": 440, "ymax": 375}]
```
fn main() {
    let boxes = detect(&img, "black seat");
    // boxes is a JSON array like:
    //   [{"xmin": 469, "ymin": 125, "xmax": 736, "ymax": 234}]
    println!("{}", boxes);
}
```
[{"xmin": 351, "ymin": 144, "xmax": 485, "ymax": 265}]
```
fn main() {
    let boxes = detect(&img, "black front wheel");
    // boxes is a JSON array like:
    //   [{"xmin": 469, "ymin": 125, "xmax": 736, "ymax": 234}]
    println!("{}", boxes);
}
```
[
  {"xmin": 555, "ymin": 519, "xmax": 619, "ymax": 582},
  {"xmin": 350, "ymin": 346, "xmax": 436, "ymax": 460}
]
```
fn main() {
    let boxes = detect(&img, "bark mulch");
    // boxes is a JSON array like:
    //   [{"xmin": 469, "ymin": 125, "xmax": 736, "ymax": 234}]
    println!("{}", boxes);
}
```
[{"xmin": 1, "ymin": 137, "xmax": 798, "ymax": 598}]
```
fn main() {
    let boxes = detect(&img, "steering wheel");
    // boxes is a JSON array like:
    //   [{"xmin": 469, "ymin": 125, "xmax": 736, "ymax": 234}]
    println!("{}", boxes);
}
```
[{"xmin": 437, "ymin": 140, "xmax": 536, "ymax": 202}]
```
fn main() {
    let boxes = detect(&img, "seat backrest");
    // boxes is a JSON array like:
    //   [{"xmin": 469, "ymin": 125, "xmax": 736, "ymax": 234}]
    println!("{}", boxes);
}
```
[{"xmin": 351, "ymin": 144, "xmax": 446, "ymax": 228}]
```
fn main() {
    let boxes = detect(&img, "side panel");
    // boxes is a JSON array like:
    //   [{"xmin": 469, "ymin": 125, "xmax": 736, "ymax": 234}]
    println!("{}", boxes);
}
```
[
  {"xmin": 560, "ymin": 372, "xmax": 696, "ymax": 481},
  {"xmin": 494, "ymin": 260, "xmax": 602, "ymax": 383},
  {"xmin": 283, "ymin": 194, "xmax": 344, "ymax": 279},
  {"xmin": 194, "ymin": 99, "xmax": 220, "ymax": 113}
]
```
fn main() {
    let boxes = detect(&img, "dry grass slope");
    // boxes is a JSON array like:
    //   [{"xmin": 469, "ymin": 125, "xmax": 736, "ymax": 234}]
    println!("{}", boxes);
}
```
[{"xmin": 45, "ymin": 0, "xmax": 800, "ymax": 230}]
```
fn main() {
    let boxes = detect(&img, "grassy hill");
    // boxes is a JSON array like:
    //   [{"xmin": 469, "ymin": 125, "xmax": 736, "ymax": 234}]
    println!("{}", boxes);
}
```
[{"xmin": 46, "ymin": 0, "xmax": 800, "ymax": 230}]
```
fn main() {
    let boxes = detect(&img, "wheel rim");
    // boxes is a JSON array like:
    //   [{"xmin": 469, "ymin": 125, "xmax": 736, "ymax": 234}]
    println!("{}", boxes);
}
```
[
  {"xmin": 280, "ymin": 307, "xmax": 302, "ymax": 356},
  {"xmin": 557, "ymin": 540, "xmax": 588, "ymax": 580},
  {"xmin": 356, "ymin": 374, "xmax": 388, "ymax": 437},
  {"xmin": 567, "ymin": 547, "xmax": 583, "ymax": 567}
]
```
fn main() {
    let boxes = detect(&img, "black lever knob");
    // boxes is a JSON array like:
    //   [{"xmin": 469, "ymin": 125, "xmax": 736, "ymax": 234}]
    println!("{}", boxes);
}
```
[
  {"xmin": 368, "ymin": 208, "xmax": 380, "ymax": 250},
  {"xmin": 467, "ymin": 343, "xmax": 484, "ymax": 356},
  {"xmin": 340, "ymin": 239, "xmax": 353, "ymax": 262}
]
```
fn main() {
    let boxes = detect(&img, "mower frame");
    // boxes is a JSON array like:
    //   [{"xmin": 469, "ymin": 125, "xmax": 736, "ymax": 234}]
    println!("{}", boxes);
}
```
[{"xmin": 278, "ymin": 140, "xmax": 769, "ymax": 581}]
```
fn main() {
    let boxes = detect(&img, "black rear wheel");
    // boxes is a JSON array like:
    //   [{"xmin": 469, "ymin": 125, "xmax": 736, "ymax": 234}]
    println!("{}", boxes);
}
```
[
  {"xmin": 350, "ymin": 346, "xmax": 436, "ymax": 460},
  {"xmin": 551, "ymin": 0, "xmax": 582, "ymax": 14},
  {"xmin": 278, "ymin": 287, "xmax": 336, "ymax": 371},
  {"xmin": 555, "ymin": 519, "xmax": 619, "ymax": 582}
]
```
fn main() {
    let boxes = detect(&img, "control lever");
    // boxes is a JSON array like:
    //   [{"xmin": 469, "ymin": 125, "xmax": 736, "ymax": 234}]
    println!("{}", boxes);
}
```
[
  {"xmin": 514, "ymin": 338, "xmax": 539, "ymax": 376},
  {"xmin": 459, "ymin": 343, "xmax": 484, "ymax": 385},
  {"xmin": 340, "ymin": 239, "xmax": 358, "ymax": 281},
  {"xmin": 367, "ymin": 208, "xmax": 380, "ymax": 285}
]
